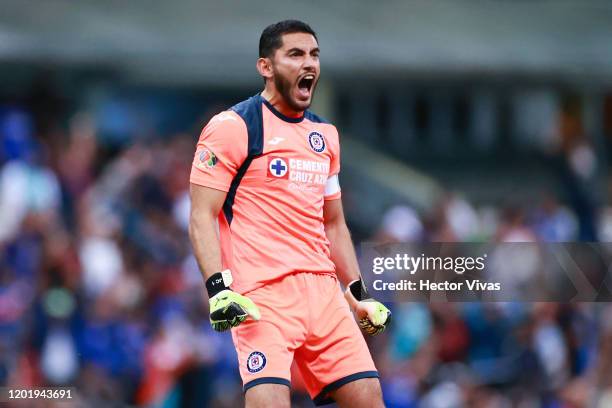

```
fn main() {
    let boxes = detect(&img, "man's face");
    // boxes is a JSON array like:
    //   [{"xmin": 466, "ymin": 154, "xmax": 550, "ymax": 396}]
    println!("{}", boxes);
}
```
[{"xmin": 269, "ymin": 32, "xmax": 320, "ymax": 112}]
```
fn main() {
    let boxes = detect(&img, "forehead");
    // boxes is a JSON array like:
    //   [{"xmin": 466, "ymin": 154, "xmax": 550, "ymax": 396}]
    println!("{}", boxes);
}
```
[{"xmin": 278, "ymin": 32, "xmax": 318, "ymax": 51}]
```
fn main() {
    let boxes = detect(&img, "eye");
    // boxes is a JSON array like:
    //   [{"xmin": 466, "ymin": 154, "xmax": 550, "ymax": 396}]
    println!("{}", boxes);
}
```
[{"xmin": 288, "ymin": 49, "xmax": 306, "ymax": 58}]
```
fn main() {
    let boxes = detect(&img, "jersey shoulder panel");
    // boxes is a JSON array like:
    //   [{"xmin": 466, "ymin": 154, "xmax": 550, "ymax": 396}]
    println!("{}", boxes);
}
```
[
  {"xmin": 222, "ymin": 94, "xmax": 266, "ymax": 225},
  {"xmin": 230, "ymin": 94, "xmax": 265, "ymax": 157},
  {"xmin": 304, "ymin": 110, "xmax": 330, "ymax": 124}
]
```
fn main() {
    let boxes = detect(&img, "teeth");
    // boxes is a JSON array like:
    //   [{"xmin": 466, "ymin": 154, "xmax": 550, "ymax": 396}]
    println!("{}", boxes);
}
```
[{"xmin": 304, "ymin": 75, "xmax": 314, "ymax": 80}]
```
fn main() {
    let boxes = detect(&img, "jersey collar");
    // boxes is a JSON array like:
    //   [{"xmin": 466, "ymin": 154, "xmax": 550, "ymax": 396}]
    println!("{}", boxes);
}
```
[{"xmin": 260, "ymin": 95, "xmax": 305, "ymax": 123}]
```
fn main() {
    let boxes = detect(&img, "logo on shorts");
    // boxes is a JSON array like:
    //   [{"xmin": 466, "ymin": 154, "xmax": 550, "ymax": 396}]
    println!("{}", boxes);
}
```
[
  {"xmin": 247, "ymin": 351, "xmax": 267, "ymax": 373},
  {"xmin": 268, "ymin": 157, "xmax": 289, "ymax": 178},
  {"xmin": 198, "ymin": 148, "xmax": 218, "ymax": 169},
  {"xmin": 308, "ymin": 132, "xmax": 326, "ymax": 153}
]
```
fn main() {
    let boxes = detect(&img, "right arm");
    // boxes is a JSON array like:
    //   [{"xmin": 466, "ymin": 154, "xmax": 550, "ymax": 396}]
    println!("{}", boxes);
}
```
[
  {"xmin": 189, "ymin": 182, "xmax": 260, "ymax": 332},
  {"xmin": 188, "ymin": 111, "xmax": 246, "ymax": 280},
  {"xmin": 188, "ymin": 183, "xmax": 226, "ymax": 280},
  {"xmin": 188, "ymin": 112, "xmax": 259, "ymax": 331}
]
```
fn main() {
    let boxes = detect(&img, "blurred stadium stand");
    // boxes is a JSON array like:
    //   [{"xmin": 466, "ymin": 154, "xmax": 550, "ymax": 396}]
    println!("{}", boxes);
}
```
[{"xmin": 2, "ymin": 1, "xmax": 612, "ymax": 407}]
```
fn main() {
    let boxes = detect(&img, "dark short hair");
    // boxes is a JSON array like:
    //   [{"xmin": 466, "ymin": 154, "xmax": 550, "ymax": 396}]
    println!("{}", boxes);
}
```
[{"xmin": 259, "ymin": 20, "xmax": 317, "ymax": 58}]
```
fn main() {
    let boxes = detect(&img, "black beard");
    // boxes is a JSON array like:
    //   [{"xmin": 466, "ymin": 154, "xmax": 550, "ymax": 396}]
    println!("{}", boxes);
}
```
[{"xmin": 273, "ymin": 72, "xmax": 314, "ymax": 112}]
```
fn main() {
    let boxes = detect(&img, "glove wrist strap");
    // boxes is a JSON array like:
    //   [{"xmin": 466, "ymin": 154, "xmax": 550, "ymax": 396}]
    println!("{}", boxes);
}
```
[
  {"xmin": 206, "ymin": 269, "xmax": 233, "ymax": 298},
  {"xmin": 348, "ymin": 279, "xmax": 371, "ymax": 301}
]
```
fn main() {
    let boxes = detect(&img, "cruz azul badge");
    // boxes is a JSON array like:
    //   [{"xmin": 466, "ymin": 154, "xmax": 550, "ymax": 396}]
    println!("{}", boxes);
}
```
[
  {"xmin": 247, "ymin": 351, "xmax": 266, "ymax": 373},
  {"xmin": 308, "ymin": 131, "xmax": 326, "ymax": 153}
]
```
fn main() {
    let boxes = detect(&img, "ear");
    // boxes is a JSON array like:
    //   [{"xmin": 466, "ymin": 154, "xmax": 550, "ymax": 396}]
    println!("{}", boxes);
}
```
[{"xmin": 256, "ymin": 57, "xmax": 273, "ymax": 81}]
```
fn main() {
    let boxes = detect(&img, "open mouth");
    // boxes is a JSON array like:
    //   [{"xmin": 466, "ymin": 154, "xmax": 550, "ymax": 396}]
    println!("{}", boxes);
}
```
[{"xmin": 296, "ymin": 74, "xmax": 315, "ymax": 99}]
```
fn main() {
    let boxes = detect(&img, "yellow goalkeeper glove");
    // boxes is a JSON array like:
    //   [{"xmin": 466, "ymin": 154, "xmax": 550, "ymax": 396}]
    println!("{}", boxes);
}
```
[
  {"xmin": 206, "ymin": 270, "xmax": 260, "ymax": 332},
  {"xmin": 344, "ymin": 279, "xmax": 391, "ymax": 336}
]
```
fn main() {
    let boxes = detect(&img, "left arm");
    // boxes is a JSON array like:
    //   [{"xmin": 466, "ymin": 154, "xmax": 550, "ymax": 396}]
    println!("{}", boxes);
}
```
[
  {"xmin": 322, "ymin": 130, "xmax": 390, "ymax": 335},
  {"xmin": 324, "ymin": 197, "xmax": 391, "ymax": 335},
  {"xmin": 323, "ymin": 198, "xmax": 361, "ymax": 287}
]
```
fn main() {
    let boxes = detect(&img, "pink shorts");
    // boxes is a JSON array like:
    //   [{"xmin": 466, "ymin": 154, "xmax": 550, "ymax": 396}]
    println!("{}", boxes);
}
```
[{"xmin": 231, "ymin": 272, "xmax": 378, "ymax": 405}]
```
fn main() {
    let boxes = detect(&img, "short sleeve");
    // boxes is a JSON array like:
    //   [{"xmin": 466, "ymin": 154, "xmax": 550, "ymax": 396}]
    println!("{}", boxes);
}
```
[
  {"xmin": 329, "ymin": 126, "xmax": 340, "ymax": 176},
  {"xmin": 324, "ymin": 126, "xmax": 341, "ymax": 200},
  {"xmin": 190, "ymin": 111, "xmax": 248, "ymax": 192}
]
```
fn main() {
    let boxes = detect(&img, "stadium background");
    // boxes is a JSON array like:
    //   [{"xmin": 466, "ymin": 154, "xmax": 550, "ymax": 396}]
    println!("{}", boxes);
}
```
[{"xmin": 2, "ymin": 1, "xmax": 612, "ymax": 406}]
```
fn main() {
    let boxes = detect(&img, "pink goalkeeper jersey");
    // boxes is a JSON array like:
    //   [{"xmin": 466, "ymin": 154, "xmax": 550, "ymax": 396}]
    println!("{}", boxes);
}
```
[{"xmin": 190, "ymin": 94, "xmax": 341, "ymax": 294}]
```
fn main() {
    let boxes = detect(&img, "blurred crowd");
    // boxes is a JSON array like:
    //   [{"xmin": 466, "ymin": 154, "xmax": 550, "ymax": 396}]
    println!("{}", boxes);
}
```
[
  {"xmin": 1, "ymin": 95, "xmax": 612, "ymax": 408},
  {"xmin": 371, "ymin": 197, "xmax": 612, "ymax": 407}
]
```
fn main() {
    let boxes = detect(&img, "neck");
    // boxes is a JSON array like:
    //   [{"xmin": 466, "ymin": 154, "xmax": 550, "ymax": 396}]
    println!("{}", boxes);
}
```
[{"xmin": 261, "ymin": 87, "xmax": 303, "ymax": 118}]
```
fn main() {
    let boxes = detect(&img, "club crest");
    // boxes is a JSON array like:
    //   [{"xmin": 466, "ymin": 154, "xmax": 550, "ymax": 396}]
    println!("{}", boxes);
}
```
[
  {"xmin": 247, "ymin": 351, "xmax": 266, "ymax": 373},
  {"xmin": 308, "ymin": 132, "xmax": 326, "ymax": 153}
]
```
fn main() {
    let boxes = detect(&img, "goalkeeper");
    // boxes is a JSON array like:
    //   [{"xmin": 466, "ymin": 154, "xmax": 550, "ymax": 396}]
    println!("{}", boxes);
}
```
[{"xmin": 189, "ymin": 20, "xmax": 390, "ymax": 408}]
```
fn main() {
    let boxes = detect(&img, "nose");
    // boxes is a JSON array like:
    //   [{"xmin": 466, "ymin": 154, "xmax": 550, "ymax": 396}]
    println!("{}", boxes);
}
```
[{"xmin": 303, "ymin": 54, "xmax": 317, "ymax": 71}]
